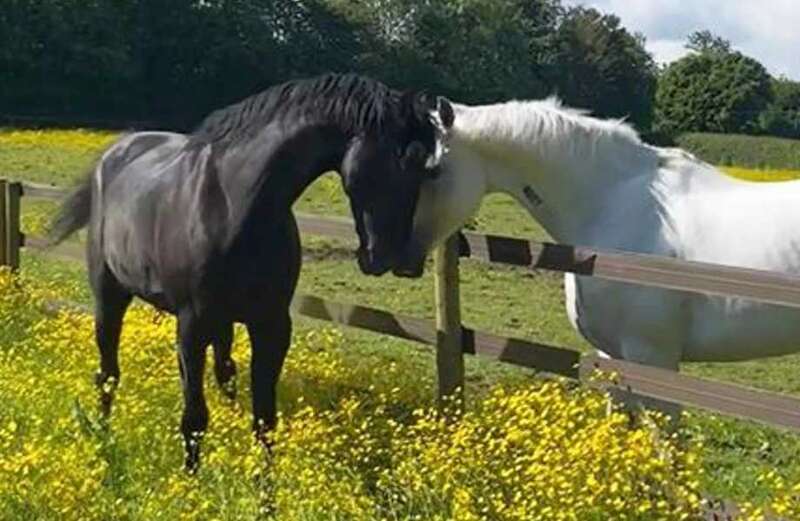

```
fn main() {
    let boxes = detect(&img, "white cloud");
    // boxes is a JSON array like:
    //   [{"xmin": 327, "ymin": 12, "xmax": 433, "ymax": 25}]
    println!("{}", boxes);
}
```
[
  {"xmin": 564, "ymin": 0, "xmax": 800, "ymax": 79},
  {"xmin": 647, "ymin": 39, "xmax": 690, "ymax": 66}
]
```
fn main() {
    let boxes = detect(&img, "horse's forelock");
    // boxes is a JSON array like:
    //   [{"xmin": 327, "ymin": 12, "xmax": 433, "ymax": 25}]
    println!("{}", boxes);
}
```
[{"xmin": 394, "ymin": 90, "xmax": 440, "ymax": 152}]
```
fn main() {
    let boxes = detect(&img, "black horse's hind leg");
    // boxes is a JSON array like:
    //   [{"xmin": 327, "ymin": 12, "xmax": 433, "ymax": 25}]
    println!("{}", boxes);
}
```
[
  {"xmin": 247, "ymin": 311, "xmax": 291, "ymax": 446},
  {"xmin": 176, "ymin": 310, "xmax": 211, "ymax": 472},
  {"xmin": 92, "ymin": 269, "xmax": 132, "ymax": 417},
  {"xmin": 212, "ymin": 322, "xmax": 237, "ymax": 399}
]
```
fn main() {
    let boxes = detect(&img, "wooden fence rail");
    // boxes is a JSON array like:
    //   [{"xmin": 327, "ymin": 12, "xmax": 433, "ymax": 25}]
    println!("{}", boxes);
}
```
[
  {"xmin": 6, "ymin": 179, "xmax": 800, "ymax": 435},
  {"xmin": 19, "ymin": 180, "xmax": 800, "ymax": 308}
]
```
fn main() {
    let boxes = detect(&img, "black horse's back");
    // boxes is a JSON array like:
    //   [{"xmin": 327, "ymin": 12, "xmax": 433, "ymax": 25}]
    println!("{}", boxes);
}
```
[{"xmin": 48, "ymin": 132, "xmax": 183, "ymax": 249}]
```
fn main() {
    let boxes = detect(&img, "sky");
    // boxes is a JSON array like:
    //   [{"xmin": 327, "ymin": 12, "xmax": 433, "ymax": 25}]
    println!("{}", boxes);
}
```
[{"xmin": 564, "ymin": 0, "xmax": 800, "ymax": 80}]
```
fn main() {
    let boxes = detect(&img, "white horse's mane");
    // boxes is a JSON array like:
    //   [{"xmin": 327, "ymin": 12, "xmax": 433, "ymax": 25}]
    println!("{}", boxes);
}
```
[{"xmin": 452, "ymin": 96, "xmax": 650, "ymax": 168}]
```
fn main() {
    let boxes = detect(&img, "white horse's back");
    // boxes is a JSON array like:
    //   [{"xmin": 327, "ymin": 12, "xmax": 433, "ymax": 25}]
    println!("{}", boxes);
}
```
[
  {"xmin": 663, "ymin": 155, "xmax": 800, "ymax": 272},
  {"xmin": 570, "ymin": 153, "xmax": 800, "ymax": 363}
]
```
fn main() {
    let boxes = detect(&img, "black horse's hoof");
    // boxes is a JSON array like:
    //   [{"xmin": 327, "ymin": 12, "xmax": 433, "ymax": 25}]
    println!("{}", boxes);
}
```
[
  {"xmin": 215, "ymin": 360, "xmax": 237, "ymax": 400},
  {"xmin": 98, "ymin": 393, "xmax": 114, "ymax": 418},
  {"xmin": 94, "ymin": 371, "xmax": 118, "ymax": 417},
  {"xmin": 183, "ymin": 430, "xmax": 204, "ymax": 474},
  {"xmin": 219, "ymin": 378, "xmax": 237, "ymax": 400},
  {"xmin": 184, "ymin": 457, "xmax": 200, "ymax": 475},
  {"xmin": 184, "ymin": 445, "xmax": 202, "ymax": 475}
]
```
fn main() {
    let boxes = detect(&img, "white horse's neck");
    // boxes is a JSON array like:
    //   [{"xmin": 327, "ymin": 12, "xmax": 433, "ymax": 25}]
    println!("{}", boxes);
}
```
[{"xmin": 450, "ymin": 100, "xmax": 671, "ymax": 249}]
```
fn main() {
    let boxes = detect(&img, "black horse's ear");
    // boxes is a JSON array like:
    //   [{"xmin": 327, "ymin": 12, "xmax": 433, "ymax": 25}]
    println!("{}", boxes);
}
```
[
  {"xmin": 437, "ymin": 96, "xmax": 455, "ymax": 129},
  {"xmin": 400, "ymin": 90, "xmax": 431, "ymax": 121}
]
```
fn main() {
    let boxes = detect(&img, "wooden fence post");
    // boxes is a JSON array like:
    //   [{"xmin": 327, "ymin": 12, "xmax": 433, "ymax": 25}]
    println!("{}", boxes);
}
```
[
  {"xmin": 6, "ymin": 182, "xmax": 21, "ymax": 270},
  {"xmin": 434, "ymin": 233, "xmax": 465, "ymax": 409},
  {"xmin": 0, "ymin": 179, "xmax": 7, "ymax": 267}
]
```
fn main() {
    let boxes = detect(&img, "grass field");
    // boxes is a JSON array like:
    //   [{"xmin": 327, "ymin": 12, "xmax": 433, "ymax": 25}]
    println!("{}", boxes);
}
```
[
  {"xmin": 677, "ymin": 132, "xmax": 800, "ymax": 171},
  {"xmin": 3, "ymin": 129, "xmax": 800, "ymax": 518}
]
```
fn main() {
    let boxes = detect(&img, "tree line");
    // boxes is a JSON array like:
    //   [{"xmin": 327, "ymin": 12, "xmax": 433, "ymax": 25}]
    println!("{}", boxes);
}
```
[{"xmin": 1, "ymin": 0, "xmax": 797, "ymax": 140}]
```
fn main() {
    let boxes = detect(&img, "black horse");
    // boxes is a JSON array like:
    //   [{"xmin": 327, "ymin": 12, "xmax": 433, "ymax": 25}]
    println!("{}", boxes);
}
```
[{"xmin": 49, "ymin": 73, "xmax": 454, "ymax": 470}]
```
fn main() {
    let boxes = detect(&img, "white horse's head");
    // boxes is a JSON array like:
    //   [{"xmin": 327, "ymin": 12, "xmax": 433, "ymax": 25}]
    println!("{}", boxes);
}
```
[
  {"xmin": 394, "ymin": 100, "xmax": 491, "ymax": 278},
  {"xmin": 394, "ymin": 97, "xmax": 654, "ymax": 278}
]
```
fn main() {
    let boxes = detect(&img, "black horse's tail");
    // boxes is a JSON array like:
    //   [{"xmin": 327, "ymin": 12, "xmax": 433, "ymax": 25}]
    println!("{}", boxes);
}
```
[{"xmin": 49, "ymin": 174, "xmax": 93, "ymax": 246}]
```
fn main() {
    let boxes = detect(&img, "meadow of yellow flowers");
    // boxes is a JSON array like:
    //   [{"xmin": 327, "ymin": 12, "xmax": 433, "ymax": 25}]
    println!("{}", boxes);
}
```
[
  {"xmin": 3, "ymin": 130, "xmax": 800, "ymax": 520},
  {"xmin": 3, "ymin": 266, "xmax": 800, "ymax": 520},
  {"xmin": 0, "ymin": 268, "xmax": 712, "ymax": 520},
  {"xmin": 0, "ymin": 129, "xmax": 118, "ymax": 152}
]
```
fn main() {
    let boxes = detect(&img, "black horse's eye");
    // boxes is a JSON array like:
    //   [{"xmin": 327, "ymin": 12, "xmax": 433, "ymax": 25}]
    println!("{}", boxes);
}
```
[
  {"xmin": 346, "ymin": 175, "xmax": 374, "ymax": 199},
  {"xmin": 345, "ymin": 179, "xmax": 360, "ymax": 197}
]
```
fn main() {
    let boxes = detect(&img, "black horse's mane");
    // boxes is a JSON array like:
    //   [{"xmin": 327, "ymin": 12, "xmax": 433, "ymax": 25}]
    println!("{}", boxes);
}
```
[{"xmin": 190, "ymin": 73, "xmax": 423, "ymax": 146}]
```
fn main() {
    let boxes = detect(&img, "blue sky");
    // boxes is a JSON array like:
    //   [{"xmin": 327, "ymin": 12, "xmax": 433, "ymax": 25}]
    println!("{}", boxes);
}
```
[{"xmin": 564, "ymin": 0, "xmax": 800, "ymax": 80}]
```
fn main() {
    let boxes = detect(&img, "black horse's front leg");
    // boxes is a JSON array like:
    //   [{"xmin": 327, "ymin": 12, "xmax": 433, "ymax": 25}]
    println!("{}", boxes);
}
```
[
  {"xmin": 246, "ymin": 311, "xmax": 291, "ymax": 446},
  {"xmin": 212, "ymin": 322, "xmax": 237, "ymax": 399},
  {"xmin": 176, "ymin": 310, "xmax": 211, "ymax": 472}
]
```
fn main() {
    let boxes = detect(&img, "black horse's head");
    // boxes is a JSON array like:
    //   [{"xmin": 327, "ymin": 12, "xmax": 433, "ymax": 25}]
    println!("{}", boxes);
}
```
[{"xmin": 341, "ymin": 93, "xmax": 455, "ymax": 276}]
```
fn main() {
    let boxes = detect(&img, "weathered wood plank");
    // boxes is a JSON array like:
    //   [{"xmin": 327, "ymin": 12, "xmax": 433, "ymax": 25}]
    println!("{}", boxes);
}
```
[
  {"xmin": 291, "ymin": 294, "xmax": 436, "ymax": 345},
  {"xmin": 6, "ymin": 182, "xmax": 22, "ymax": 270},
  {"xmin": 581, "ymin": 356, "xmax": 800, "ymax": 433},
  {"xmin": 461, "ymin": 232, "xmax": 800, "ymax": 309},
  {"xmin": 20, "ymin": 181, "xmax": 68, "ymax": 201},
  {"xmin": 295, "ymin": 213, "xmax": 355, "ymax": 241},
  {"xmin": 295, "ymin": 214, "xmax": 800, "ymax": 310},
  {"xmin": 464, "ymin": 328, "xmax": 580, "ymax": 379},
  {"xmin": 24, "ymin": 235, "xmax": 85, "ymax": 262},
  {"xmin": 434, "ymin": 234, "xmax": 465, "ymax": 403}
]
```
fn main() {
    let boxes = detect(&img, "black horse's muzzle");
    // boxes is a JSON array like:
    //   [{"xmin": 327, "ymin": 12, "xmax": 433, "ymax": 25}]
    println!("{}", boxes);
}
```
[
  {"xmin": 392, "ymin": 232, "xmax": 471, "ymax": 278},
  {"xmin": 357, "ymin": 247, "xmax": 393, "ymax": 276},
  {"xmin": 392, "ymin": 240, "xmax": 427, "ymax": 278}
]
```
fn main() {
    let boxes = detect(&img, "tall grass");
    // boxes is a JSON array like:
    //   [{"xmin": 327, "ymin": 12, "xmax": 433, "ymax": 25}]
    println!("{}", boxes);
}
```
[{"xmin": 677, "ymin": 133, "xmax": 800, "ymax": 171}]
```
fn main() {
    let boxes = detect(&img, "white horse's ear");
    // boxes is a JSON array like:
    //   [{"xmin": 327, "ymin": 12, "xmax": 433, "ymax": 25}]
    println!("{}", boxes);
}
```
[{"xmin": 437, "ymin": 96, "xmax": 455, "ymax": 129}]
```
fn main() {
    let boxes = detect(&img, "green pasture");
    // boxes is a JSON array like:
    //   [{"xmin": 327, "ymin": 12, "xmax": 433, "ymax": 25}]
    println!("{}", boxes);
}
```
[{"xmin": 3, "ymin": 130, "xmax": 800, "ymax": 505}]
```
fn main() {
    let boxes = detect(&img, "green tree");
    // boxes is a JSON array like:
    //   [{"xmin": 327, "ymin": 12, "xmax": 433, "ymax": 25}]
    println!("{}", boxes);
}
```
[
  {"xmin": 655, "ymin": 33, "xmax": 772, "ymax": 135},
  {"xmin": 1, "ymin": 0, "xmax": 665, "ymax": 134},
  {"xmin": 0, "ymin": 0, "xmax": 137, "ymax": 118},
  {"xmin": 685, "ymin": 30, "xmax": 731, "ymax": 54},
  {"xmin": 759, "ymin": 78, "xmax": 800, "ymax": 138},
  {"xmin": 0, "ymin": 0, "xmax": 369, "ymax": 127},
  {"xmin": 326, "ymin": 0, "xmax": 562, "ymax": 102},
  {"xmin": 551, "ymin": 7, "xmax": 657, "ymax": 129},
  {"xmin": 127, "ymin": 0, "xmax": 367, "ymax": 126}
]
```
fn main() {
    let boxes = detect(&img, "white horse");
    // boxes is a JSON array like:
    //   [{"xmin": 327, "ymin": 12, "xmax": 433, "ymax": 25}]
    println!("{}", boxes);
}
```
[{"xmin": 402, "ymin": 97, "xmax": 800, "ymax": 374}]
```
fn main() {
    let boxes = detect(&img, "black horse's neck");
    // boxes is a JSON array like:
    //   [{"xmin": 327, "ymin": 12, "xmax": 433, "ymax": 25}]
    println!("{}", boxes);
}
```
[
  {"xmin": 246, "ymin": 121, "xmax": 352, "ymax": 215},
  {"xmin": 189, "ymin": 74, "xmax": 404, "ymax": 223}
]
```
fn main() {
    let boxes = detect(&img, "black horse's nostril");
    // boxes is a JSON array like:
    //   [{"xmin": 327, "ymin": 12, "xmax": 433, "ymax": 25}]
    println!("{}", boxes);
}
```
[
  {"xmin": 393, "ymin": 243, "xmax": 427, "ymax": 278},
  {"xmin": 392, "ymin": 265, "xmax": 424, "ymax": 278}
]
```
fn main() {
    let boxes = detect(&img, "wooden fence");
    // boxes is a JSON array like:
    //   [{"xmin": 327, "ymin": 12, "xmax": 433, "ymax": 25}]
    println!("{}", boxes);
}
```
[{"xmin": 4, "ymin": 179, "xmax": 800, "ymax": 435}]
